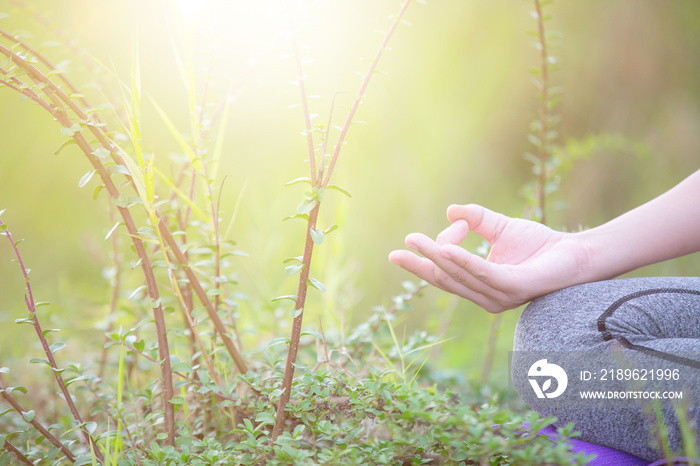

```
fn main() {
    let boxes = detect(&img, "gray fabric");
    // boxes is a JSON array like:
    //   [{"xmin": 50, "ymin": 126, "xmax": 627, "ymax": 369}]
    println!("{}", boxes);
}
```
[{"xmin": 513, "ymin": 277, "xmax": 700, "ymax": 462}]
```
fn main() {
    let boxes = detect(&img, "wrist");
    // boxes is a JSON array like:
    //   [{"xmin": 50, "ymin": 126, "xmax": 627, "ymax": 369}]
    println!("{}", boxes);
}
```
[{"xmin": 565, "ymin": 228, "xmax": 613, "ymax": 285}]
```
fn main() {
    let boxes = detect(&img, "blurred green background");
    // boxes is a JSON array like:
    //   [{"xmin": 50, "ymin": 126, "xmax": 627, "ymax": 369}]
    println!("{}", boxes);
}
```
[{"xmin": 1, "ymin": 0, "xmax": 699, "ymax": 388}]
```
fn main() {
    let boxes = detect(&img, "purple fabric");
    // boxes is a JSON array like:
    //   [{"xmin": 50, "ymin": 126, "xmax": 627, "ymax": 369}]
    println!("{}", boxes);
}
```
[
  {"xmin": 539, "ymin": 424, "xmax": 648, "ymax": 465},
  {"xmin": 647, "ymin": 459, "xmax": 700, "ymax": 466}
]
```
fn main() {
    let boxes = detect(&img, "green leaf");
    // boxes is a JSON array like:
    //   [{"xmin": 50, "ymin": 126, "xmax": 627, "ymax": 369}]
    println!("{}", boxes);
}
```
[
  {"xmin": 60, "ymin": 126, "xmax": 75, "ymax": 137},
  {"xmin": 78, "ymin": 170, "xmax": 96, "ymax": 188},
  {"xmin": 54, "ymin": 139, "xmax": 77, "ymax": 155},
  {"xmin": 84, "ymin": 422, "xmax": 97, "ymax": 435},
  {"xmin": 171, "ymin": 362, "xmax": 192, "ymax": 373},
  {"xmin": 21, "ymin": 410, "xmax": 35, "ymax": 423},
  {"xmin": 267, "ymin": 337, "xmax": 290, "ymax": 347},
  {"xmin": 93, "ymin": 185, "xmax": 105, "ymax": 200},
  {"xmin": 105, "ymin": 221, "xmax": 121, "ymax": 240},
  {"xmin": 289, "ymin": 307, "xmax": 303, "ymax": 318},
  {"xmin": 255, "ymin": 412, "xmax": 276, "ymax": 426},
  {"xmin": 300, "ymin": 330, "xmax": 324, "ymax": 340},
  {"xmin": 271, "ymin": 295, "xmax": 297, "ymax": 303},
  {"xmin": 282, "ymin": 256, "xmax": 303, "ymax": 264},
  {"xmin": 65, "ymin": 375, "xmax": 91, "ymax": 387},
  {"xmin": 128, "ymin": 285, "xmax": 148, "ymax": 300},
  {"xmin": 107, "ymin": 164, "xmax": 131, "ymax": 176},
  {"xmin": 282, "ymin": 213, "xmax": 309, "ymax": 222},
  {"xmin": 310, "ymin": 228, "xmax": 324, "ymax": 245},
  {"xmin": 169, "ymin": 396, "xmax": 185, "ymax": 405},
  {"xmin": 285, "ymin": 177, "xmax": 312, "ymax": 187},
  {"xmin": 91, "ymin": 147, "xmax": 111, "ymax": 159},
  {"xmin": 59, "ymin": 123, "xmax": 81, "ymax": 137},
  {"xmin": 29, "ymin": 358, "xmax": 51, "ymax": 366},
  {"xmin": 285, "ymin": 263, "xmax": 304, "ymax": 276},
  {"xmin": 6, "ymin": 386, "xmax": 27, "ymax": 395},
  {"xmin": 307, "ymin": 278, "xmax": 326, "ymax": 293},
  {"xmin": 49, "ymin": 342, "xmax": 66, "ymax": 354},
  {"xmin": 296, "ymin": 198, "xmax": 318, "ymax": 215},
  {"xmin": 134, "ymin": 339, "xmax": 145, "ymax": 353},
  {"xmin": 527, "ymin": 133, "xmax": 541, "ymax": 148},
  {"xmin": 323, "ymin": 224, "xmax": 338, "ymax": 235},
  {"xmin": 327, "ymin": 184, "xmax": 352, "ymax": 198},
  {"xmin": 111, "ymin": 195, "xmax": 141, "ymax": 209}
]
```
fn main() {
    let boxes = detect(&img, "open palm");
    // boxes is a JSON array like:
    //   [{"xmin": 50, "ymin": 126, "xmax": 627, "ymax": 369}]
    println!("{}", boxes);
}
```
[{"xmin": 389, "ymin": 204, "xmax": 592, "ymax": 313}]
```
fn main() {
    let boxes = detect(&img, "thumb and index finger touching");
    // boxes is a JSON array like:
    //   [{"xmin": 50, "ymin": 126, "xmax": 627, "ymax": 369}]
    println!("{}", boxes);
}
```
[
  {"xmin": 439, "ymin": 204, "xmax": 506, "ymax": 280},
  {"xmin": 446, "ymin": 204, "xmax": 509, "ymax": 245},
  {"xmin": 392, "ymin": 203, "xmax": 509, "ymax": 281},
  {"xmin": 394, "ymin": 204, "xmax": 508, "ymax": 256}
]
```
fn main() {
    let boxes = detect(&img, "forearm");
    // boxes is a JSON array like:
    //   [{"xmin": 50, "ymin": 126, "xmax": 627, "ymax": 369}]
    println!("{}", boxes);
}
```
[{"xmin": 577, "ymin": 169, "xmax": 700, "ymax": 282}]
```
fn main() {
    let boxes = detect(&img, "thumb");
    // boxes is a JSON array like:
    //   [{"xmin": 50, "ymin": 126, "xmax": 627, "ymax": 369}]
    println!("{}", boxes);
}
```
[{"xmin": 446, "ymin": 204, "xmax": 509, "ymax": 244}]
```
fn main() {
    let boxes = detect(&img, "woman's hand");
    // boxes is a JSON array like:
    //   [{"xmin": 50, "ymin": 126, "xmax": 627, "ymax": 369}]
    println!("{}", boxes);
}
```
[
  {"xmin": 388, "ymin": 204, "xmax": 593, "ymax": 313},
  {"xmin": 390, "ymin": 171, "xmax": 700, "ymax": 312}
]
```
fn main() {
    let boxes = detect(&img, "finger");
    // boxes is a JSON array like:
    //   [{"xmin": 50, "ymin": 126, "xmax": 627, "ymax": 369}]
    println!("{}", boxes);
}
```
[
  {"xmin": 391, "ymin": 241, "xmax": 476, "ymax": 295},
  {"xmin": 440, "ymin": 243, "xmax": 517, "ymax": 297},
  {"xmin": 389, "ymin": 249, "xmax": 497, "ymax": 308},
  {"xmin": 388, "ymin": 249, "xmax": 452, "ymax": 291},
  {"xmin": 446, "ymin": 204, "xmax": 509, "ymax": 244},
  {"xmin": 435, "ymin": 219, "xmax": 469, "ymax": 246},
  {"xmin": 403, "ymin": 232, "xmax": 502, "ymax": 299},
  {"xmin": 439, "ymin": 246, "xmax": 523, "ymax": 312},
  {"xmin": 404, "ymin": 232, "xmax": 434, "ymax": 251}
]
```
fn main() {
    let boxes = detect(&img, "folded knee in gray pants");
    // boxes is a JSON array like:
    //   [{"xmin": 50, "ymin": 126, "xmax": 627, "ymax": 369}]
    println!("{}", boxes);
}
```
[{"xmin": 511, "ymin": 277, "xmax": 700, "ymax": 462}]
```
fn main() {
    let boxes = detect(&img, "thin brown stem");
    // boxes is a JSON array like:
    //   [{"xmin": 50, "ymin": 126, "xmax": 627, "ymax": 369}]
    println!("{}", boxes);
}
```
[
  {"xmin": 480, "ymin": 313, "xmax": 502, "ymax": 386},
  {"xmin": 0, "ymin": 220, "xmax": 102, "ymax": 462},
  {"xmin": 286, "ymin": 2, "xmax": 317, "ymax": 185},
  {"xmin": 1, "ymin": 16, "xmax": 260, "ymax": 446},
  {"xmin": 202, "ymin": 163, "xmax": 224, "ymax": 336},
  {"xmin": 0, "ymin": 77, "xmax": 55, "ymax": 113},
  {"xmin": 271, "ymin": 1, "xmax": 412, "ymax": 441},
  {"xmin": 322, "ymin": 0, "xmax": 411, "ymax": 189},
  {"xmin": 3, "ymin": 30, "xmax": 249, "ymax": 375},
  {"xmin": 0, "ymin": 28, "xmax": 96, "ymax": 118},
  {"xmin": 213, "ymin": 176, "xmax": 244, "ymax": 354},
  {"xmin": 158, "ymin": 218, "xmax": 249, "ymax": 374},
  {"xmin": 171, "ymin": 265, "xmax": 224, "ymax": 387},
  {"xmin": 3, "ymin": 439, "xmax": 34, "ymax": 466},
  {"xmin": 71, "ymin": 131, "xmax": 177, "ymax": 446},
  {"xmin": 0, "ymin": 387, "xmax": 76, "ymax": 462},
  {"xmin": 534, "ymin": 0, "xmax": 549, "ymax": 225},
  {"xmin": 318, "ymin": 94, "xmax": 340, "ymax": 183},
  {"xmin": 173, "ymin": 173, "xmax": 203, "ymax": 380},
  {"xmin": 99, "ymin": 208, "xmax": 122, "ymax": 381},
  {"xmin": 272, "ymin": 203, "xmax": 320, "ymax": 440},
  {"xmin": 0, "ymin": 37, "xmax": 200, "ymax": 444}
]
